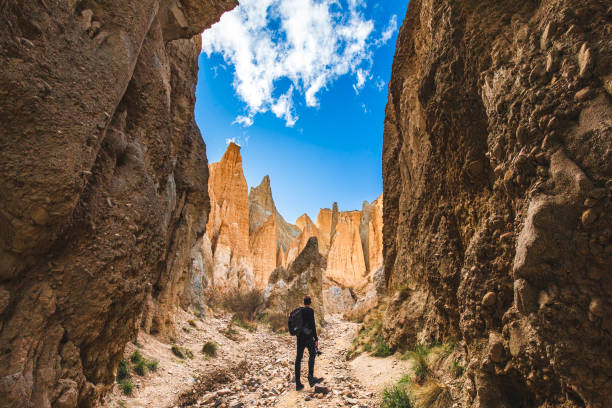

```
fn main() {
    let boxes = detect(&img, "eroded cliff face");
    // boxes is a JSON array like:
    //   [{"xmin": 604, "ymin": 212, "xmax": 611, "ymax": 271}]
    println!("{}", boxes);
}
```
[
  {"xmin": 286, "ymin": 199, "xmax": 383, "ymax": 294},
  {"xmin": 206, "ymin": 143, "xmax": 254, "ymax": 290},
  {"xmin": 249, "ymin": 175, "xmax": 300, "ymax": 289},
  {"xmin": 0, "ymin": 1, "xmax": 236, "ymax": 406},
  {"xmin": 265, "ymin": 237, "xmax": 326, "ymax": 324},
  {"xmin": 383, "ymin": 1, "xmax": 611, "ymax": 407}
]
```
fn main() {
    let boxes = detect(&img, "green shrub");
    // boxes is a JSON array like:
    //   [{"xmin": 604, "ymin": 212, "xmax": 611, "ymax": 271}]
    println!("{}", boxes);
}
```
[
  {"xmin": 222, "ymin": 325, "xmax": 240, "ymax": 341},
  {"xmin": 171, "ymin": 345, "xmax": 193, "ymax": 359},
  {"xmin": 182, "ymin": 327, "xmax": 190, "ymax": 333},
  {"xmin": 381, "ymin": 386, "xmax": 414, "ymax": 408},
  {"xmin": 130, "ymin": 350, "xmax": 144, "ymax": 364},
  {"xmin": 413, "ymin": 353, "xmax": 429, "ymax": 382},
  {"xmin": 188, "ymin": 319, "xmax": 197, "ymax": 328},
  {"xmin": 132, "ymin": 340, "xmax": 143, "ymax": 348},
  {"xmin": 134, "ymin": 359, "xmax": 147, "ymax": 376},
  {"xmin": 116, "ymin": 359, "xmax": 130, "ymax": 382},
  {"xmin": 232, "ymin": 314, "xmax": 257, "ymax": 332},
  {"xmin": 398, "ymin": 374, "xmax": 413, "ymax": 385},
  {"xmin": 146, "ymin": 359, "xmax": 159, "ymax": 372},
  {"xmin": 119, "ymin": 379, "xmax": 134, "ymax": 396},
  {"xmin": 374, "ymin": 339, "xmax": 393, "ymax": 357},
  {"xmin": 202, "ymin": 341, "xmax": 218, "ymax": 357},
  {"xmin": 451, "ymin": 358, "xmax": 464, "ymax": 377}
]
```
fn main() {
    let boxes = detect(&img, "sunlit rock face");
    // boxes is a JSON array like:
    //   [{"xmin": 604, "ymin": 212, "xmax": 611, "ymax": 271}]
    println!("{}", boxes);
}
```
[
  {"xmin": 206, "ymin": 143, "xmax": 254, "ymax": 290},
  {"xmin": 249, "ymin": 175, "xmax": 300, "ymax": 289},
  {"xmin": 382, "ymin": 0, "xmax": 611, "ymax": 406},
  {"xmin": 326, "ymin": 211, "xmax": 367, "ymax": 289},
  {"xmin": 280, "ymin": 198, "xmax": 384, "ymax": 316},
  {"xmin": 0, "ymin": 0, "xmax": 237, "ymax": 405}
]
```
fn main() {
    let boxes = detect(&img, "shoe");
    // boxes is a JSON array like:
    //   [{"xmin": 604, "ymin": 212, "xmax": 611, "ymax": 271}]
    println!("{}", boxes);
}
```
[
  {"xmin": 308, "ymin": 377, "xmax": 323, "ymax": 387},
  {"xmin": 296, "ymin": 383, "xmax": 304, "ymax": 391}
]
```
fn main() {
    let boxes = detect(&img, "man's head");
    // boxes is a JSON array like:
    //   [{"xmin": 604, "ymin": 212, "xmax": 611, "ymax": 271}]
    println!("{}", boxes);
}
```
[{"xmin": 303, "ymin": 296, "xmax": 312, "ymax": 306}]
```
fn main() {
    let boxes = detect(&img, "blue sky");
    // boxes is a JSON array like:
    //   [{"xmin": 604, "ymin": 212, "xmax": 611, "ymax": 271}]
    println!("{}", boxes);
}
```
[{"xmin": 195, "ymin": 0, "xmax": 408, "ymax": 223}]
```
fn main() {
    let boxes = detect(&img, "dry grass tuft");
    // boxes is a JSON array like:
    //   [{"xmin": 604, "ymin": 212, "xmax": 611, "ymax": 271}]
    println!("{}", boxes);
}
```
[{"xmin": 416, "ymin": 379, "xmax": 453, "ymax": 408}]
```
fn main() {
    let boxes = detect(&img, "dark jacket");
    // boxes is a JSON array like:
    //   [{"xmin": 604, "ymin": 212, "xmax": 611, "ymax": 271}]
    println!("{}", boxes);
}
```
[{"xmin": 299, "ymin": 306, "xmax": 318, "ymax": 342}]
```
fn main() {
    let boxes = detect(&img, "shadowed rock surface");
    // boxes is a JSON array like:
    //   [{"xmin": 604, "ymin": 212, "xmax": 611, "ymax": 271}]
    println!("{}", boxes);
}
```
[
  {"xmin": 265, "ymin": 237, "xmax": 326, "ymax": 324},
  {"xmin": 0, "ymin": 1, "xmax": 236, "ymax": 406},
  {"xmin": 382, "ymin": 0, "xmax": 611, "ymax": 407}
]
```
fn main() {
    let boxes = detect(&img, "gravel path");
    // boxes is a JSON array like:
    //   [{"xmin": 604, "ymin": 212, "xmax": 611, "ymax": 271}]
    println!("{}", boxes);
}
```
[{"xmin": 103, "ymin": 312, "xmax": 408, "ymax": 408}]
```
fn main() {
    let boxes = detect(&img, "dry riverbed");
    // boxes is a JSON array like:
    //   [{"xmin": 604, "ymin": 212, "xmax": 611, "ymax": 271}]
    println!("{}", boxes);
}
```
[{"xmin": 102, "ymin": 311, "xmax": 411, "ymax": 408}]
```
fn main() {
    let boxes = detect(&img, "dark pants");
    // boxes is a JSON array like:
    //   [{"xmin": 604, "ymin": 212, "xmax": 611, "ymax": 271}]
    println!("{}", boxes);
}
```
[{"xmin": 295, "ymin": 336, "xmax": 316, "ymax": 385}]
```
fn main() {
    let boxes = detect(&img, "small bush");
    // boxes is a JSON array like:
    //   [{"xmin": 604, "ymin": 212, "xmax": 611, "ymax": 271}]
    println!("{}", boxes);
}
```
[
  {"xmin": 417, "ymin": 380, "xmax": 452, "ymax": 408},
  {"xmin": 451, "ymin": 358, "xmax": 464, "ymax": 378},
  {"xmin": 413, "ymin": 354, "xmax": 429, "ymax": 382},
  {"xmin": 182, "ymin": 327, "xmax": 190, "ymax": 333},
  {"xmin": 119, "ymin": 379, "xmax": 134, "ymax": 396},
  {"xmin": 374, "ymin": 339, "xmax": 393, "ymax": 357},
  {"xmin": 146, "ymin": 359, "xmax": 159, "ymax": 372},
  {"xmin": 381, "ymin": 386, "xmax": 414, "ymax": 408},
  {"xmin": 266, "ymin": 312, "xmax": 287, "ymax": 333},
  {"xmin": 132, "ymin": 340, "xmax": 143, "ymax": 348},
  {"xmin": 221, "ymin": 288, "xmax": 264, "ymax": 322},
  {"xmin": 134, "ymin": 360, "xmax": 147, "ymax": 376},
  {"xmin": 232, "ymin": 314, "xmax": 256, "ymax": 332},
  {"xmin": 171, "ymin": 345, "xmax": 194, "ymax": 359},
  {"xmin": 222, "ymin": 325, "xmax": 240, "ymax": 341},
  {"xmin": 202, "ymin": 341, "xmax": 218, "ymax": 357},
  {"xmin": 130, "ymin": 350, "xmax": 144, "ymax": 365},
  {"xmin": 398, "ymin": 374, "xmax": 412, "ymax": 385},
  {"xmin": 188, "ymin": 319, "xmax": 197, "ymax": 328},
  {"xmin": 116, "ymin": 359, "xmax": 130, "ymax": 382}
]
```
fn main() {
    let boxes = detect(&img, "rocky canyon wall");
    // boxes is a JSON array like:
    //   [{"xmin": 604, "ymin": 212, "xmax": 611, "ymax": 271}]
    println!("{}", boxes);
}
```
[
  {"xmin": 383, "ymin": 1, "xmax": 611, "ymax": 407},
  {"xmin": 0, "ymin": 1, "xmax": 236, "ymax": 406}
]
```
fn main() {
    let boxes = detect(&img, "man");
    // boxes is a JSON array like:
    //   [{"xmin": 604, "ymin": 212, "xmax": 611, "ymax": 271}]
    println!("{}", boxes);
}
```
[{"xmin": 295, "ymin": 296, "xmax": 323, "ymax": 390}]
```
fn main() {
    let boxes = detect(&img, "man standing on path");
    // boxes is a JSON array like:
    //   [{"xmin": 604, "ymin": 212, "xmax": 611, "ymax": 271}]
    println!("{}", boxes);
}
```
[{"xmin": 295, "ymin": 296, "xmax": 323, "ymax": 391}]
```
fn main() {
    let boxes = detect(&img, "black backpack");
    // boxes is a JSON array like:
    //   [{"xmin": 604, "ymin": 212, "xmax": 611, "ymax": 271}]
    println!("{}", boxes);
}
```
[{"xmin": 288, "ymin": 307, "xmax": 304, "ymax": 336}]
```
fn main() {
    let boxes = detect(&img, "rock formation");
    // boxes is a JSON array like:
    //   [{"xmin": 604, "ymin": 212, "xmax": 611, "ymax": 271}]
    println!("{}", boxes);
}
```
[
  {"xmin": 326, "ymin": 211, "xmax": 367, "ymax": 289},
  {"xmin": 265, "ymin": 237, "xmax": 326, "ymax": 323},
  {"xmin": 286, "ymin": 200, "xmax": 383, "ymax": 294},
  {"xmin": 382, "ymin": 1, "xmax": 611, "ymax": 407},
  {"xmin": 205, "ymin": 143, "xmax": 254, "ymax": 290},
  {"xmin": 0, "ymin": 1, "xmax": 237, "ymax": 406},
  {"xmin": 249, "ymin": 175, "xmax": 300, "ymax": 288}
]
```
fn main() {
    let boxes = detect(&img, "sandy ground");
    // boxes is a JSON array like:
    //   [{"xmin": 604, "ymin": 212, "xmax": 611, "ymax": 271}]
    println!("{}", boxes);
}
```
[{"xmin": 102, "ymin": 312, "xmax": 410, "ymax": 408}]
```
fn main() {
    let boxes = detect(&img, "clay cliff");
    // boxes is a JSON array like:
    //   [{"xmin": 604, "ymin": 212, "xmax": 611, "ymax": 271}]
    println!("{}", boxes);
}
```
[
  {"xmin": 285, "ymin": 197, "xmax": 383, "ymax": 293},
  {"xmin": 382, "ymin": 1, "xmax": 611, "ymax": 407},
  {"xmin": 249, "ymin": 175, "xmax": 300, "ymax": 288},
  {"xmin": 265, "ymin": 237, "xmax": 326, "ymax": 324},
  {"xmin": 0, "ymin": 1, "xmax": 237, "ymax": 406},
  {"xmin": 205, "ymin": 143, "xmax": 254, "ymax": 290}
]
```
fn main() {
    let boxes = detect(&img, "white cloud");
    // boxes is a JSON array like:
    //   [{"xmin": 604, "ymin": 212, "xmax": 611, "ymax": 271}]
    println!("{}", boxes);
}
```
[
  {"xmin": 271, "ymin": 86, "xmax": 297, "ymax": 127},
  {"xmin": 375, "ymin": 77, "xmax": 386, "ymax": 91},
  {"xmin": 225, "ymin": 137, "xmax": 241, "ymax": 146},
  {"xmin": 233, "ymin": 115, "xmax": 254, "ymax": 127},
  {"xmin": 353, "ymin": 68, "xmax": 371, "ymax": 94},
  {"xmin": 379, "ymin": 14, "xmax": 397, "ymax": 45},
  {"xmin": 202, "ymin": 0, "xmax": 394, "ymax": 127}
]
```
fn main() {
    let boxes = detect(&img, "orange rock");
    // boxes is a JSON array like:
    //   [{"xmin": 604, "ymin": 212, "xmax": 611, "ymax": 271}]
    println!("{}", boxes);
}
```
[
  {"xmin": 248, "ymin": 175, "xmax": 300, "ymax": 286},
  {"xmin": 326, "ymin": 211, "xmax": 367, "ymax": 288},
  {"xmin": 250, "ymin": 214, "xmax": 277, "ymax": 289},
  {"xmin": 367, "ymin": 194, "xmax": 383, "ymax": 273},
  {"xmin": 206, "ymin": 143, "xmax": 253, "ymax": 289}
]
